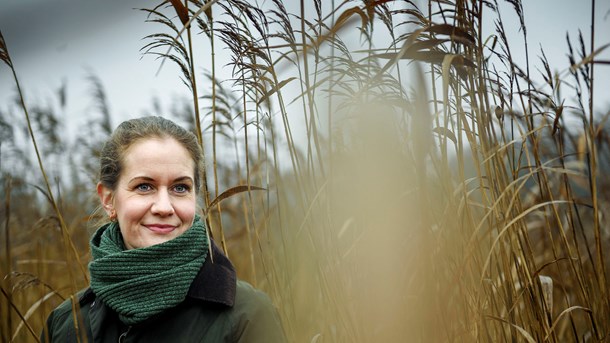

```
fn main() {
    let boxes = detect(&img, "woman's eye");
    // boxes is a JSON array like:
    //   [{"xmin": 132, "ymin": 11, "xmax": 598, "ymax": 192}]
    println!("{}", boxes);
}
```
[
  {"xmin": 136, "ymin": 184, "xmax": 152, "ymax": 192},
  {"xmin": 173, "ymin": 184, "xmax": 190, "ymax": 194}
]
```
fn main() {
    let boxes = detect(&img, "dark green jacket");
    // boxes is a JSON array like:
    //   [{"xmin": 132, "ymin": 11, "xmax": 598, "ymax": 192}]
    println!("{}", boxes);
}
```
[{"xmin": 42, "ymin": 243, "xmax": 286, "ymax": 342}]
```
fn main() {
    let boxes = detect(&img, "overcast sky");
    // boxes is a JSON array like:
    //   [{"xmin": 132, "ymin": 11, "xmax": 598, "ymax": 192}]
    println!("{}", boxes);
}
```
[
  {"xmin": 1, "ymin": 0, "xmax": 609, "ymax": 137},
  {"xmin": 0, "ymin": 0, "xmax": 187, "ymax": 136}
]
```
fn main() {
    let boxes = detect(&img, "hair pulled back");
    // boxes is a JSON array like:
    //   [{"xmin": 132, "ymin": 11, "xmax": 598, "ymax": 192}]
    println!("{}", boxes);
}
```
[{"xmin": 99, "ymin": 116, "xmax": 204, "ymax": 192}]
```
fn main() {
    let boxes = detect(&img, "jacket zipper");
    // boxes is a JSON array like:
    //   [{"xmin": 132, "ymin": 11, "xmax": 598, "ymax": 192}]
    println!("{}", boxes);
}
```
[{"xmin": 118, "ymin": 326, "xmax": 132, "ymax": 343}]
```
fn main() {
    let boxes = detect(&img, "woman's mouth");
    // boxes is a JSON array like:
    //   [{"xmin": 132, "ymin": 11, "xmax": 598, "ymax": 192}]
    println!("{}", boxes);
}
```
[{"xmin": 144, "ymin": 224, "xmax": 177, "ymax": 234}]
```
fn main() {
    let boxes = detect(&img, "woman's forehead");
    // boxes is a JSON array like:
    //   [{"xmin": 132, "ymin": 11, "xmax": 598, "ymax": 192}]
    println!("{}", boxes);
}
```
[{"xmin": 121, "ymin": 137, "xmax": 195, "ymax": 177}]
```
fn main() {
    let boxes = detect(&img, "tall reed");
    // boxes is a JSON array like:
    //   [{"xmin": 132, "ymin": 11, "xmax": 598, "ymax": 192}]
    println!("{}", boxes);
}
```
[{"xmin": 1, "ymin": 0, "xmax": 609, "ymax": 342}]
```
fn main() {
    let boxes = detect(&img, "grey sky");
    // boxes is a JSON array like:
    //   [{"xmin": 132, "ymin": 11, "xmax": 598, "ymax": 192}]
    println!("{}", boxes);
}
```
[
  {"xmin": 1, "ymin": 0, "xmax": 609, "ymax": 136},
  {"xmin": 0, "ymin": 0, "xmax": 186, "ymax": 135}
]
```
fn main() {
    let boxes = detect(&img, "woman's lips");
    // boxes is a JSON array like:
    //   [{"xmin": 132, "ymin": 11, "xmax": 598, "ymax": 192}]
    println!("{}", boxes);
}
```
[{"xmin": 144, "ymin": 224, "xmax": 177, "ymax": 234}]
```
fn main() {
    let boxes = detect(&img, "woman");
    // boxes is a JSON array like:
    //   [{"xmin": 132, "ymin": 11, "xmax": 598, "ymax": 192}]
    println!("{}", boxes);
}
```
[{"xmin": 42, "ymin": 116, "xmax": 286, "ymax": 342}]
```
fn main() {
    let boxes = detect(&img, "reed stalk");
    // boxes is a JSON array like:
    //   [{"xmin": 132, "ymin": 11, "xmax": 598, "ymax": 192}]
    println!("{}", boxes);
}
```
[
  {"xmin": 3, "ymin": 0, "xmax": 610, "ymax": 341},
  {"xmin": 2, "ymin": 177, "xmax": 12, "ymax": 343}
]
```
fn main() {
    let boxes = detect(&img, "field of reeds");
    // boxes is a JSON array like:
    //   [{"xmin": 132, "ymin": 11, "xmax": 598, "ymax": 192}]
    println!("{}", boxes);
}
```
[{"xmin": 2, "ymin": 0, "xmax": 610, "ymax": 341}]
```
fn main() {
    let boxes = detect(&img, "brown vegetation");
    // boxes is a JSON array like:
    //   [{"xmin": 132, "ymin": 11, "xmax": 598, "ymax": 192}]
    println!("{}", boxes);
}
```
[{"xmin": 2, "ymin": 0, "xmax": 610, "ymax": 342}]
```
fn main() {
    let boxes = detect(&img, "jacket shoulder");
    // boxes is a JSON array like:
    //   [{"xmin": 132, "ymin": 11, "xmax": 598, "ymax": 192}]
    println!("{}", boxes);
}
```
[
  {"xmin": 231, "ymin": 280, "xmax": 287, "ymax": 342},
  {"xmin": 48, "ymin": 288, "xmax": 93, "ymax": 319},
  {"xmin": 42, "ymin": 288, "xmax": 93, "ymax": 342},
  {"xmin": 234, "ymin": 280, "xmax": 273, "ymax": 308}
]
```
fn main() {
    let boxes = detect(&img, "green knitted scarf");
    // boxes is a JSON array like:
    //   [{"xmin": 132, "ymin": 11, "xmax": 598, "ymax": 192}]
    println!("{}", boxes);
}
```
[{"xmin": 88, "ymin": 215, "xmax": 208, "ymax": 325}]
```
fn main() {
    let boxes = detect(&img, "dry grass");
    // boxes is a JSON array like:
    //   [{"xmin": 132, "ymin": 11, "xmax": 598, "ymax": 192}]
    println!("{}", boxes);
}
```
[{"xmin": 2, "ymin": 0, "xmax": 610, "ymax": 342}]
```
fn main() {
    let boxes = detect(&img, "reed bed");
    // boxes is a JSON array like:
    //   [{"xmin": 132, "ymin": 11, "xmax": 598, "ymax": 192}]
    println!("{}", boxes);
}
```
[{"xmin": 1, "ymin": 0, "xmax": 610, "ymax": 341}]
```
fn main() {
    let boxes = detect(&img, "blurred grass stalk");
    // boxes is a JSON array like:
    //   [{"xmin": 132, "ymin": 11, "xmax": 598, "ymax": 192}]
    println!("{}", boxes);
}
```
[
  {"xmin": 2, "ymin": 177, "xmax": 12, "ymax": 342},
  {"xmin": 2, "ymin": 0, "xmax": 610, "ymax": 342},
  {"xmin": 0, "ymin": 31, "xmax": 86, "ymax": 342}
]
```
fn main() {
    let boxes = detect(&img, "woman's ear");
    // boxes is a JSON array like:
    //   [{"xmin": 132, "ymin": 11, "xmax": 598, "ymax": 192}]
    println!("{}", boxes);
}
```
[{"xmin": 97, "ymin": 182, "xmax": 114, "ymax": 218}]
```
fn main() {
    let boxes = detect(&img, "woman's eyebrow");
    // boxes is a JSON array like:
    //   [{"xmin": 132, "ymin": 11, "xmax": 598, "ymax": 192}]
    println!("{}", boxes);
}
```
[
  {"xmin": 173, "ymin": 176, "xmax": 194, "ymax": 183},
  {"xmin": 126, "ymin": 176, "xmax": 193, "ymax": 184},
  {"xmin": 128, "ymin": 176, "xmax": 154, "ymax": 183}
]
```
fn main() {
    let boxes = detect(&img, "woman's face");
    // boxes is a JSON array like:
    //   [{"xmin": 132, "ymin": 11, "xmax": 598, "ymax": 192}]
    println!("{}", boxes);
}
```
[{"xmin": 98, "ymin": 137, "xmax": 197, "ymax": 249}]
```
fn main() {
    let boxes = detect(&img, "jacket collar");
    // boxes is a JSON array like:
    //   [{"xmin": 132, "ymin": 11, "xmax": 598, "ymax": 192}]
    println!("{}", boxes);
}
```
[{"xmin": 186, "ymin": 240, "xmax": 236, "ymax": 307}]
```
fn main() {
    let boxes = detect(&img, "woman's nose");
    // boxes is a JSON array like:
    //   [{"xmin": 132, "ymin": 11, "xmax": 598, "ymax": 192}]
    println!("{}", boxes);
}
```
[{"xmin": 151, "ymin": 189, "xmax": 175, "ymax": 216}]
